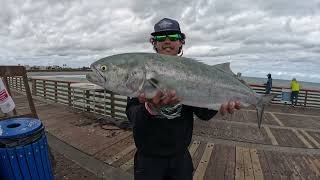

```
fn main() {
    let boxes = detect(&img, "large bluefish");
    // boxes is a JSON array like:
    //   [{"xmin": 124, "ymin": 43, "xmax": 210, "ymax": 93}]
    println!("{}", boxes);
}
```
[{"xmin": 87, "ymin": 52, "xmax": 275, "ymax": 128}]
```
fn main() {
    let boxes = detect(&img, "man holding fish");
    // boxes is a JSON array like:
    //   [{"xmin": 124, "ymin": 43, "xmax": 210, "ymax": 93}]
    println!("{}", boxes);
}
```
[{"xmin": 125, "ymin": 18, "xmax": 240, "ymax": 180}]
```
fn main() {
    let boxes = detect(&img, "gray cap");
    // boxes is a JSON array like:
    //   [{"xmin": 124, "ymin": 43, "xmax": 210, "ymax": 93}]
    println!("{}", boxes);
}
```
[{"xmin": 151, "ymin": 18, "xmax": 185, "ymax": 38}]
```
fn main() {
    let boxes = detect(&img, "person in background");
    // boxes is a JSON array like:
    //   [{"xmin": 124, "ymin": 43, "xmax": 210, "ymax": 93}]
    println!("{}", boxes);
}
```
[
  {"xmin": 265, "ymin": 73, "xmax": 272, "ymax": 94},
  {"xmin": 126, "ymin": 18, "xmax": 241, "ymax": 180},
  {"xmin": 290, "ymin": 78, "xmax": 300, "ymax": 107}
]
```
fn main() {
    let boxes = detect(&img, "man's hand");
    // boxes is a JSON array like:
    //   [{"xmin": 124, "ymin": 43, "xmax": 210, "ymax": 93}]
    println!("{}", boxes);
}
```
[
  {"xmin": 219, "ymin": 100, "xmax": 241, "ymax": 116},
  {"xmin": 138, "ymin": 90, "xmax": 241, "ymax": 115},
  {"xmin": 138, "ymin": 90, "xmax": 182, "ymax": 108}
]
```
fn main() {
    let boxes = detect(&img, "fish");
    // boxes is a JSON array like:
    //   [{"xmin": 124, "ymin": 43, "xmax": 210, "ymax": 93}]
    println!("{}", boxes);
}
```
[{"xmin": 86, "ymin": 52, "xmax": 276, "ymax": 128}]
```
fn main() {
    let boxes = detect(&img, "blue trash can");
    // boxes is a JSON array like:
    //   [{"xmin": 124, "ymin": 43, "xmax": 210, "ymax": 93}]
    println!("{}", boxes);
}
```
[{"xmin": 0, "ymin": 118, "xmax": 54, "ymax": 180}]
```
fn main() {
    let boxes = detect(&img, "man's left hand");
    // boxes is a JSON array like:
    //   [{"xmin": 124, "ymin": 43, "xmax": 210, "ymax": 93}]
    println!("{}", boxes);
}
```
[{"xmin": 219, "ymin": 101, "xmax": 241, "ymax": 116}]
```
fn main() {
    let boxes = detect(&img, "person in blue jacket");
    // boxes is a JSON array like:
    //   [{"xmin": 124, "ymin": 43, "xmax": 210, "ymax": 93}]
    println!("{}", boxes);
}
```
[{"xmin": 265, "ymin": 73, "xmax": 272, "ymax": 94}]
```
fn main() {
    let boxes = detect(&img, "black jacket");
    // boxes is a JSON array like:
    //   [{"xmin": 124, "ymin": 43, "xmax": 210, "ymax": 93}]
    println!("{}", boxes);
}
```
[{"xmin": 126, "ymin": 97, "xmax": 217, "ymax": 157}]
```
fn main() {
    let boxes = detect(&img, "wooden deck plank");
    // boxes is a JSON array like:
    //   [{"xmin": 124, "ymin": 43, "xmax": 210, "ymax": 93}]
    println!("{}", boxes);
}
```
[
  {"xmin": 297, "ymin": 154, "xmax": 320, "ymax": 179},
  {"xmin": 120, "ymin": 157, "xmax": 134, "ymax": 172},
  {"xmin": 235, "ymin": 147, "xmax": 245, "ymax": 180},
  {"xmin": 105, "ymin": 144, "xmax": 136, "ymax": 165},
  {"xmin": 94, "ymin": 134, "xmax": 134, "ymax": 161},
  {"xmin": 249, "ymin": 149, "xmax": 264, "ymax": 180},
  {"xmin": 280, "ymin": 153, "xmax": 303, "ymax": 180},
  {"xmin": 313, "ymin": 158, "xmax": 320, "ymax": 170},
  {"xmin": 263, "ymin": 127, "xmax": 279, "ymax": 145},
  {"xmin": 192, "ymin": 141, "xmax": 207, "ymax": 171},
  {"xmin": 300, "ymin": 130, "xmax": 320, "ymax": 148},
  {"xmin": 273, "ymin": 152, "xmax": 292, "ymax": 179},
  {"xmin": 291, "ymin": 129, "xmax": 313, "ymax": 148},
  {"xmin": 273, "ymin": 113, "xmax": 320, "ymax": 130},
  {"xmin": 290, "ymin": 155, "xmax": 307, "ymax": 180},
  {"xmin": 243, "ymin": 147, "xmax": 254, "ymax": 180},
  {"xmin": 271, "ymin": 128, "xmax": 307, "ymax": 148},
  {"xmin": 193, "ymin": 143, "xmax": 214, "ymax": 180},
  {"xmin": 189, "ymin": 140, "xmax": 200, "ymax": 158},
  {"xmin": 263, "ymin": 150, "xmax": 282, "ymax": 180},
  {"xmin": 224, "ymin": 146, "xmax": 235, "ymax": 180},
  {"xmin": 269, "ymin": 112, "xmax": 284, "ymax": 126},
  {"xmin": 203, "ymin": 144, "xmax": 227, "ymax": 180},
  {"xmin": 112, "ymin": 149, "xmax": 136, "ymax": 167},
  {"xmin": 302, "ymin": 156, "xmax": 320, "ymax": 177}
]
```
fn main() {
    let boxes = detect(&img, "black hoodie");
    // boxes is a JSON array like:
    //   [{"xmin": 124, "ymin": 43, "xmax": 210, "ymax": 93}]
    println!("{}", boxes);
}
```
[{"xmin": 126, "ymin": 97, "xmax": 217, "ymax": 157}]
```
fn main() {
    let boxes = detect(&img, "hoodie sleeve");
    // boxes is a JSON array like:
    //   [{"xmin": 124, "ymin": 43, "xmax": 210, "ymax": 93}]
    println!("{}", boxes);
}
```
[
  {"xmin": 125, "ymin": 97, "xmax": 152, "ymax": 127},
  {"xmin": 194, "ymin": 107, "xmax": 218, "ymax": 121}
]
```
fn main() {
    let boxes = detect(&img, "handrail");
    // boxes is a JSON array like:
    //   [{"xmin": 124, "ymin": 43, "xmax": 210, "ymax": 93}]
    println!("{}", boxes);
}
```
[
  {"xmin": 249, "ymin": 84, "xmax": 320, "ymax": 93},
  {"xmin": 6, "ymin": 77, "xmax": 320, "ymax": 120}
]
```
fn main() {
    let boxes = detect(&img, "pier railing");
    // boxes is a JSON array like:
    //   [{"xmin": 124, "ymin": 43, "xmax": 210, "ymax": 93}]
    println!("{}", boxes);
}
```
[{"xmin": 6, "ymin": 77, "xmax": 320, "ymax": 119}]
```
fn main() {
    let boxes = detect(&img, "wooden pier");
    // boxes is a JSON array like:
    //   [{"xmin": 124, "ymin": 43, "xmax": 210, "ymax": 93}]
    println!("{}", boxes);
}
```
[{"xmin": 9, "ymin": 81, "xmax": 320, "ymax": 180}]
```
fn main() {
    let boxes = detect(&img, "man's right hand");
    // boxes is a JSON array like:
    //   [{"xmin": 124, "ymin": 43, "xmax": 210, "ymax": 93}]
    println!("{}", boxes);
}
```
[{"xmin": 138, "ymin": 90, "xmax": 182, "ymax": 108}]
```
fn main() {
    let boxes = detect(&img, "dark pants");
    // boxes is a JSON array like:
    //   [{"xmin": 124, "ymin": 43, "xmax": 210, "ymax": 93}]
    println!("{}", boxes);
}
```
[
  {"xmin": 265, "ymin": 88, "xmax": 271, "ymax": 94},
  {"xmin": 134, "ymin": 150, "xmax": 193, "ymax": 180},
  {"xmin": 291, "ymin": 91, "xmax": 299, "ymax": 105}
]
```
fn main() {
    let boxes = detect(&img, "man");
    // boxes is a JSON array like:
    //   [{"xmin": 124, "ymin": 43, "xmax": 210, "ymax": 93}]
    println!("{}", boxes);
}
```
[
  {"xmin": 290, "ymin": 78, "xmax": 300, "ymax": 107},
  {"xmin": 126, "ymin": 18, "xmax": 240, "ymax": 180},
  {"xmin": 265, "ymin": 73, "xmax": 272, "ymax": 94}
]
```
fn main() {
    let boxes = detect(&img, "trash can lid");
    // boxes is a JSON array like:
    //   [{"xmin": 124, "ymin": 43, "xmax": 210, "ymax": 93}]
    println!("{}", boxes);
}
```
[{"xmin": 0, "ymin": 118, "xmax": 43, "ymax": 139}]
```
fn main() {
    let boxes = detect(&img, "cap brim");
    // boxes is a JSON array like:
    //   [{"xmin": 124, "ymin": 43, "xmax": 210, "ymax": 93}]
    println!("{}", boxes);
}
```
[{"xmin": 151, "ymin": 30, "xmax": 182, "ymax": 36}]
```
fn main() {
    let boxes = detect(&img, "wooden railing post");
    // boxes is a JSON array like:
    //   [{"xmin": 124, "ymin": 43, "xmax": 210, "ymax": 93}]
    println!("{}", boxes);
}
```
[
  {"xmin": 15, "ymin": 77, "xmax": 18, "ymax": 89},
  {"xmin": 32, "ymin": 79, "xmax": 37, "ymax": 96},
  {"xmin": 68, "ymin": 82, "xmax": 72, "ymax": 106},
  {"xmin": 43, "ymin": 80, "xmax": 46, "ymax": 98},
  {"xmin": 20, "ymin": 77, "xmax": 22, "ymax": 91},
  {"xmin": 54, "ymin": 81, "xmax": 58, "ymax": 102},
  {"xmin": 304, "ymin": 91, "xmax": 308, "ymax": 107},
  {"xmin": 110, "ymin": 92, "xmax": 115, "ymax": 118},
  {"xmin": 86, "ymin": 90, "xmax": 90, "ymax": 112}
]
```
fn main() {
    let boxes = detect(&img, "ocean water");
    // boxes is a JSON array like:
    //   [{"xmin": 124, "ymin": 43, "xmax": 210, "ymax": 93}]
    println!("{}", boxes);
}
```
[{"xmin": 30, "ymin": 74, "xmax": 320, "ymax": 91}]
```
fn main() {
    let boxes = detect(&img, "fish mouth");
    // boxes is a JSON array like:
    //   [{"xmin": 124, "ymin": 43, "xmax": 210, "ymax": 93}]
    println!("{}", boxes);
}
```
[
  {"xmin": 86, "ymin": 65, "xmax": 106, "ymax": 85},
  {"xmin": 92, "ymin": 65, "xmax": 106, "ymax": 82}
]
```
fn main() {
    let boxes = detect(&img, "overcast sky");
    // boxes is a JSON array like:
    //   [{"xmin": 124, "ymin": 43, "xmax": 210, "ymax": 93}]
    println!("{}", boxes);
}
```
[{"xmin": 1, "ymin": 0, "xmax": 320, "ymax": 83}]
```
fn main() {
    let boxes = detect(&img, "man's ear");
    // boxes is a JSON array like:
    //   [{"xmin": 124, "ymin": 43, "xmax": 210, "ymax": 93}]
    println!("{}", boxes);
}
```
[
  {"xmin": 150, "ymin": 38, "xmax": 155, "ymax": 45},
  {"xmin": 150, "ymin": 38, "xmax": 158, "ymax": 52},
  {"xmin": 180, "ymin": 39, "xmax": 185, "ymax": 45}
]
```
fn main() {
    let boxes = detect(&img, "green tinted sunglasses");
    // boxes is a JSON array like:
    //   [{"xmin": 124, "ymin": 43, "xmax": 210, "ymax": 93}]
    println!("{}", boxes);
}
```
[{"xmin": 154, "ymin": 34, "xmax": 182, "ymax": 42}]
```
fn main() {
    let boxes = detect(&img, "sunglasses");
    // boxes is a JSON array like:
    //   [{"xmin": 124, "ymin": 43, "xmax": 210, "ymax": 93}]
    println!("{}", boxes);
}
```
[{"xmin": 153, "ymin": 34, "xmax": 182, "ymax": 42}]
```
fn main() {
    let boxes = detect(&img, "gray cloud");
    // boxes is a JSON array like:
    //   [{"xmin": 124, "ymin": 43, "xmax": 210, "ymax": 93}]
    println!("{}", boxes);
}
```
[{"xmin": 0, "ymin": 0, "xmax": 320, "ymax": 83}]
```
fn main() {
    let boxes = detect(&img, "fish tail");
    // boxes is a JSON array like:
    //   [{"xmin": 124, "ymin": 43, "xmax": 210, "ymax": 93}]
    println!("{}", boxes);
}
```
[{"xmin": 256, "ymin": 94, "xmax": 277, "ymax": 128}]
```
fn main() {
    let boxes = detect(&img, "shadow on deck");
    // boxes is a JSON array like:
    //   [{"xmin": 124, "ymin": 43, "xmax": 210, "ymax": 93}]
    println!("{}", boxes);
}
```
[{"xmin": 10, "ymin": 90, "xmax": 320, "ymax": 180}]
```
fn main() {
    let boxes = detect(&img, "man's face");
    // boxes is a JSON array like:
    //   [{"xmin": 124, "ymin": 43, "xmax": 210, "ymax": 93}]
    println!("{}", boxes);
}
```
[{"xmin": 153, "ymin": 34, "xmax": 184, "ymax": 56}]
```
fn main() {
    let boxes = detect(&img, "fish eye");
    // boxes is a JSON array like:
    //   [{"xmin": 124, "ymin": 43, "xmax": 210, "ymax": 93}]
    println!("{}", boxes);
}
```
[{"xmin": 100, "ymin": 65, "xmax": 108, "ymax": 72}]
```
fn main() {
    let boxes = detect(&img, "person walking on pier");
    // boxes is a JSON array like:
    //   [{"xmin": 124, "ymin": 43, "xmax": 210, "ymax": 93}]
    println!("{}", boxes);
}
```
[
  {"xmin": 265, "ymin": 73, "xmax": 272, "ymax": 94},
  {"xmin": 290, "ymin": 78, "xmax": 300, "ymax": 107},
  {"xmin": 126, "ymin": 18, "xmax": 241, "ymax": 180}
]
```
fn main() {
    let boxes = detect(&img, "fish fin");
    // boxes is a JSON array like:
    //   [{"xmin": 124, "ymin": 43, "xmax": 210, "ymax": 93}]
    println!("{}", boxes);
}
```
[
  {"xmin": 212, "ymin": 62, "xmax": 234, "ymax": 75},
  {"xmin": 146, "ymin": 78, "xmax": 166, "ymax": 97},
  {"xmin": 256, "ymin": 94, "xmax": 277, "ymax": 128},
  {"xmin": 212, "ymin": 62, "xmax": 249, "ymax": 86}
]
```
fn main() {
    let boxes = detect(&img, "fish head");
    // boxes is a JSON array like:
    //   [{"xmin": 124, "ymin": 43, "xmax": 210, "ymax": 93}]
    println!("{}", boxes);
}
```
[{"xmin": 86, "ymin": 55, "xmax": 146, "ymax": 97}]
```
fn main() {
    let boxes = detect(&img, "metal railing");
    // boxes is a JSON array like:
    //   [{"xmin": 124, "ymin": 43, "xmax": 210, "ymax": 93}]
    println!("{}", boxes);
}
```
[{"xmin": 6, "ymin": 77, "xmax": 320, "ymax": 120}]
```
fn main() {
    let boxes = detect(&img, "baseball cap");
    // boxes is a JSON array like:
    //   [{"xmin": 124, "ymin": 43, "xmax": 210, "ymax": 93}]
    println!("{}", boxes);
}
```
[{"xmin": 151, "ymin": 18, "xmax": 185, "ymax": 38}]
